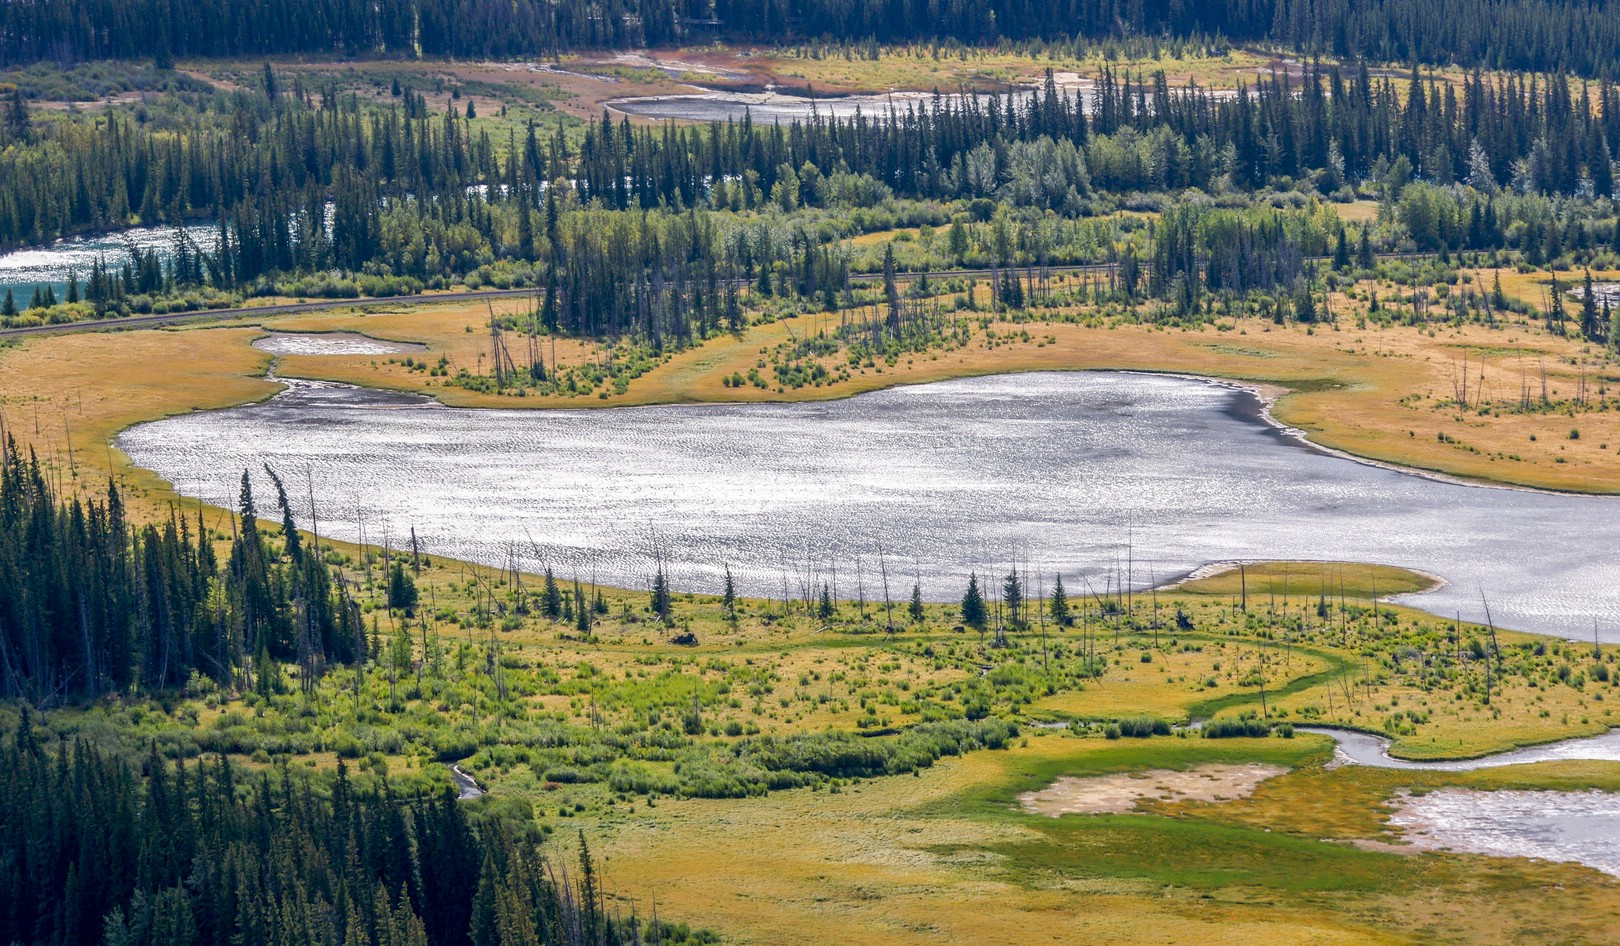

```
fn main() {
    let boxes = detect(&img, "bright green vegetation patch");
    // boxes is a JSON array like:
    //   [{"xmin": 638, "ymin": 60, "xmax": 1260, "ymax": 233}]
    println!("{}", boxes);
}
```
[{"xmin": 973, "ymin": 809, "xmax": 1407, "ymax": 895}]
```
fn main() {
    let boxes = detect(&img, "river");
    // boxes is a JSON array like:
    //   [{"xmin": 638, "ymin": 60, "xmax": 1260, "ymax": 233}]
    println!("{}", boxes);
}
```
[{"xmin": 0, "ymin": 222, "xmax": 219, "ymax": 301}]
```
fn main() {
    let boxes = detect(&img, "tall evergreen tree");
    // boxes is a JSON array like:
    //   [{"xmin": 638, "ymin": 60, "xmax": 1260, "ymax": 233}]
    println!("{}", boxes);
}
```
[{"xmin": 961, "ymin": 573, "xmax": 986, "ymax": 629}]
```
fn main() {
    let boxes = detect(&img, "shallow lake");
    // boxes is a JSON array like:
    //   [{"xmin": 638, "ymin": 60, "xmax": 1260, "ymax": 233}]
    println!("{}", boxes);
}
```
[
  {"xmin": 609, "ymin": 88, "xmax": 1008, "ymax": 123},
  {"xmin": 1298, "ymin": 728, "xmax": 1620, "ymax": 877},
  {"xmin": 116, "ymin": 370, "xmax": 1620, "ymax": 639},
  {"xmin": 1390, "ymin": 789, "xmax": 1620, "ymax": 878},
  {"xmin": 253, "ymin": 332, "xmax": 427, "ymax": 356}
]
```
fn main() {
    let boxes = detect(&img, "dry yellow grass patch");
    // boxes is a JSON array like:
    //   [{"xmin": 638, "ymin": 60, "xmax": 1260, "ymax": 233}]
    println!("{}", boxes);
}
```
[
  {"xmin": 1329, "ymin": 200, "xmax": 1384, "ymax": 224},
  {"xmin": 1178, "ymin": 561, "xmax": 1440, "ymax": 599},
  {"xmin": 0, "ymin": 326, "xmax": 278, "ymax": 521},
  {"xmin": 752, "ymin": 46, "xmax": 1277, "ymax": 95}
]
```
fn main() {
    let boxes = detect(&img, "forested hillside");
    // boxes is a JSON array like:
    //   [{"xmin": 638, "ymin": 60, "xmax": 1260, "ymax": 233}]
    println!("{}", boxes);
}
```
[
  {"xmin": 0, "ymin": 724, "xmax": 710, "ymax": 946},
  {"xmin": 0, "ymin": 439, "xmax": 362, "ymax": 702},
  {"xmin": 5, "ymin": 0, "xmax": 1620, "ymax": 75}
]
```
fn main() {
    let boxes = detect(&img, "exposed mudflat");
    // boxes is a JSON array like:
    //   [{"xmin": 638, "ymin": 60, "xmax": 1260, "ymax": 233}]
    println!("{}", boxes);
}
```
[
  {"xmin": 1019, "ymin": 763, "xmax": 1286, "ymax": 816},
  {"xmin": 252, "ymin": 332, "xmax": 427, "ymax": 356}
]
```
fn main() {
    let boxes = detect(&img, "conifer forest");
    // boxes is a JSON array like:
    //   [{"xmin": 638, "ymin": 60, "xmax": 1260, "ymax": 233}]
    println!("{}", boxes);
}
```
[{"xmin": 3, "ymin": 3, "xmax": 1620, "ymax": 945}]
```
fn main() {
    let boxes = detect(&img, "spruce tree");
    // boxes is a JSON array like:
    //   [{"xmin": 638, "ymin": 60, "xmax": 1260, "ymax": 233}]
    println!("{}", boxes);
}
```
[
  {"xmin": 387, "ymin": 562, "xmax": 417, "ymax": 614},
  {"xmin": 1050, "ymin": 574, "xmax": 1071, "ymax": 627},
  {"xmin": 883, "ymin": 243, "xmax": 901, "ymax": 326},
  {"xmin": 542, "ymin": 568, "xmax": 561, "ymax": 619},
  {"xmin": 908, "ymin": 583, "xmax": 925, "ymax": 623},
  {"xmin": 722, "ymin": 565, "xmax": 737, "ymax": 620},
  {"xmin": 1002, "ymin": 568, "xmax": 1024, "ymax": 628},
  {"xmin": 574, "ymin": 583, "xmax": 590, "ymax": 633},
  {"xmin": 652, "ymin": 566, "xmax": 672, "ymax": 623},
  {"xmin": 961, "ymin": 573, "xmax": 986, "ymax": 628}
]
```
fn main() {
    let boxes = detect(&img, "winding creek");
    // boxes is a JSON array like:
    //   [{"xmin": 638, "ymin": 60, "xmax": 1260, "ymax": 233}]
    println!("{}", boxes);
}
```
[{"xmin": 116, "ymin": 370, "xmax": 1620, "ymax": 639}]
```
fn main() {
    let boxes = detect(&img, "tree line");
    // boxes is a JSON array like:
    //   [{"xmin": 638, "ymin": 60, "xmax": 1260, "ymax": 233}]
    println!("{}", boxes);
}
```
[
  {"xmin": 7, "ymin": 0, "xmax": 1620, "ymax": 77},
  {"xmin": 0, "ymin": 437, "xmax": 367, "ymax": 703},
  {"xmin": 9, "ymin": 62, "xmax": 1620, "ymax": 335}
]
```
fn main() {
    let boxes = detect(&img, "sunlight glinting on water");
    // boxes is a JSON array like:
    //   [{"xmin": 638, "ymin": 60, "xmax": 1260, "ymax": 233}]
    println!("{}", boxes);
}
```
[{"xmin": 116, "ymin": 371, "xmax": 1620, "ymax": 639}]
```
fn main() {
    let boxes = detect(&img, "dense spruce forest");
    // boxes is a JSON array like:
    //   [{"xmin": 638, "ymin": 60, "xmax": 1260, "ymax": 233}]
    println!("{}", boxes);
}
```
[
  {"xmin": 7, "ymin": 59, "xmax": 1620, "ymax": 341},
  {"xmin": 6, "ymin": 0, "xmax": 1620, "ymax": 76},
  {"xmin": 0, "ymin": 438, "xmax": 362, "ymax": 702},
  {"xmin": 0, "ymin": 724, "xmax": 713, "ymax": 946}
]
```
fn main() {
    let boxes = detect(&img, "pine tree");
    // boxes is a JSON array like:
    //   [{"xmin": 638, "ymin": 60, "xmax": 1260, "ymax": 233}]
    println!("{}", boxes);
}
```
[
  {"xmin": 1549, "ymin": 274, "xmax": 1569, "ymax": 335},
  {"xmin": 817, "ymin": 582, "xmax": 834, "ymax": 620},
  {"xmin": 961, "ymin": 573, "xmax": 986, "ymax": 629},
  {"xmin": 4, "ymin": 85, "xmax": 29, "ymax": 143},
  {"xmin": 908, "ymin": 583, "xmax": 925, "ymax": 623},
  {"xmin": 722, "ymin": 565, "xmax": 737, "ymax": 620},
  {"xmin": 0, "ymin": 289, "xmax": 13, "ymax": 318}
]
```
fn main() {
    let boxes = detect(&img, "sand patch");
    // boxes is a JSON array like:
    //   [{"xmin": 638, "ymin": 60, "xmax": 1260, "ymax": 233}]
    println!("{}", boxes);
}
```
[{"xmin": 1019, "ymin": 764, "xmax": 1286, "ymax": 816}]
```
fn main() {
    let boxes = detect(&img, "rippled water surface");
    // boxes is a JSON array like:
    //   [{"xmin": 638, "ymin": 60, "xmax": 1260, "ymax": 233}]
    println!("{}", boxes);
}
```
[
  {"xmin": 0, "ymin": 222, "xmax": 219, "ymax": 298},
  {"xmin": 116, "ymin": 371, "xmax": 1620, "ymax": 638},
  {"xmin": 1390, "ymin": 789, "xmax": 1620, "ymax": 877},
  {"xmin": 253, "ymin": 332, "xmax": 427, "ymax": 356},
  {"xmin": 610, "ymin": 89, "xmax": 1005, "ymax": 123},
  {"xmin": 1304, "ymin": 727, "xmax": 1620, "ymax": 770}
]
